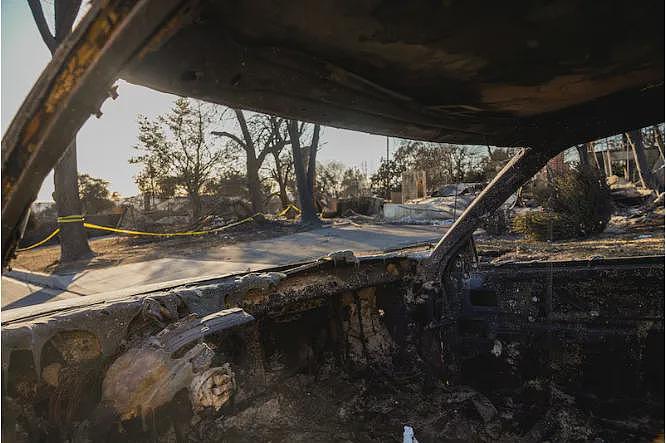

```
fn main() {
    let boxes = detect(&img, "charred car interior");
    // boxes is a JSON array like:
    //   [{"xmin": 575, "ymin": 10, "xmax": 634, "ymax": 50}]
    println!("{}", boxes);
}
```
[{"xmin": 1, "ymin": 0, "xmax": 664, "ymax": 442}]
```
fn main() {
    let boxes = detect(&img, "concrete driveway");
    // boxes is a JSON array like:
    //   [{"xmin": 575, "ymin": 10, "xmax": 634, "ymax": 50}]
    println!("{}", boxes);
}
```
[{"xmin": 2, "ymin": 223, "xmax": 446, "ymax": 310}]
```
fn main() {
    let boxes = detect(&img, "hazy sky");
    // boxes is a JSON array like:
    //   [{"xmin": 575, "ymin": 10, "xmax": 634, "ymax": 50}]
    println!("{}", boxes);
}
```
[{"xmin": 2, "ymin": 0, "xmax": 392, "ymax": 201}]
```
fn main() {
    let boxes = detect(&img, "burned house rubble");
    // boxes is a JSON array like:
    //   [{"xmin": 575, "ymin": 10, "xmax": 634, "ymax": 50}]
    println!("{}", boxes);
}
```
[{"xmin": 1, "ymin": 0, "xmax": 664, "ymax": 442}]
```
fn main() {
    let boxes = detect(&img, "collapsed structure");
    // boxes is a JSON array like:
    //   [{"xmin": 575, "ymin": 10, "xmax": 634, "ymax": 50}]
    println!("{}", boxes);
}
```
[{"xmin": 1, "ymin": 0, "xmax": 664, "ymax": 441}]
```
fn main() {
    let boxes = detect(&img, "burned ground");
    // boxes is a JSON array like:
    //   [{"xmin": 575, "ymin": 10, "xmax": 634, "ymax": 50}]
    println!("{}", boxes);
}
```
[
  {"xmin": 11, "ymin": 217, "xmax": 304, "ymax": 274},
  {"xmin": 12, "ymin": 204, "xmax": 665, "ymax": 274}
]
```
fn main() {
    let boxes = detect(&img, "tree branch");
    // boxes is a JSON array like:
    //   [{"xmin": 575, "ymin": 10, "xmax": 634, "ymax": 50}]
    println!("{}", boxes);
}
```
[
  {"xmin": 233, "ymin": 109, "xmax": 256, "ymax": 156},
  {"xmin": 27, "ymin": 0, "xmax": 56, "ymax": 53},
  {"xmin": 211, "ymin": 131, "xmax": 246, "ymax": 148},
  {"xmin": 54, "ymin": 0, "xmax": 82, "ymax": 42},
  {"xmin": 307, "ymin": 124, "xmax": 320, "ymax": 181}
]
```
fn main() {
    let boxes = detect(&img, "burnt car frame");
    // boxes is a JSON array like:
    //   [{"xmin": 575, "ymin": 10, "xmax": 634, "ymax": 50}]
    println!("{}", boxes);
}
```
[{"xmin": 1, "ymin": 0, "xmax": 664, "ymax": 441}]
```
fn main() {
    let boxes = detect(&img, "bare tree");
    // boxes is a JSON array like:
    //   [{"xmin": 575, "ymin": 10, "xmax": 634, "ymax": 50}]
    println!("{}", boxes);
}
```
[
  {"xmin": 28, "ymin": 0, "xmax": 92, "ymax": 261},
  {"xmin": 288, "ymin": 120, "xmax": 321, "ymax": 224},
  {"xmin": 269, "ymin": 149, "xmax": 294, "ymax": 209},
  {"xmin": 213, "ymin": 112, "xmax": 289, "ymax": 213}
]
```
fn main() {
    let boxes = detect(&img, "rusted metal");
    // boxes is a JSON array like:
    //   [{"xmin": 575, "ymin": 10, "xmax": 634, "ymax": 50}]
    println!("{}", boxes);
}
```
[{"xmin": 1, "ymin": 0, "xmax": 193, "ymax": 268}]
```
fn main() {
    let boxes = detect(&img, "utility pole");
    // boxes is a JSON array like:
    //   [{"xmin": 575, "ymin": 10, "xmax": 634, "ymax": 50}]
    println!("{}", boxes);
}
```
[{"xmin": 386, "ymin": 137, "xmax": 390, "ymax": 201}]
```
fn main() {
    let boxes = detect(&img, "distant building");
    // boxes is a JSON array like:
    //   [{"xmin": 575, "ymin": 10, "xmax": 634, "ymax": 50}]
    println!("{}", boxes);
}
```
[{"xmin": 401, "ymin": 170, "xmax": 427, "ymax": 202}]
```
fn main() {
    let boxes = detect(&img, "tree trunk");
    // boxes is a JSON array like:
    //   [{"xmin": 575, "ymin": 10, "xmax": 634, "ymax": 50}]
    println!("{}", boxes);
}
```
[
  {"xmin": 29, "ymin": 0, "xmax": 90, "ymax": 262},
  {"xmin": 189, "ymin": 192, "xmax": 202, "ymax": 220},
  {"xmin": 272, "ymin": 152, "xmax": 291, "ymax": 209},
  {"xmin": 306, "ymin": 125, "xmax": 321, "ymax": 214},
  {"xmin": 54, "ymin": 140, "xmax": 92, "ymax": 262},
  {"xmin": 602, "ymin": 148, "xmax": 613, "ymax": 177},
  {"xmin": 273, "ymin": 151, "xmax": 291, "ymax": 209},
  {"xmin": 231, "ymin": 109, "xmax": 265, "ymax": 214},
  {"xmin": 306, "ymin": 125, "xmax": 320, "ymax": 195},
  {"xmin": 288, "ymin": 121, "xmax": 318, "ymax": 224},
  {"xmin": 627, "ymin": 130, "xmax": 661, "ymax": 192},
  {"xmin": 143, "ymin": 193, "xmax": 151, "ymax": 212},
  {"xmin": 576, "ymin": 145, "xmax": 590, "ymax": 169},
  {"xmin": 277, "ymin": 187, "xmax": 289, "ymax": 209},
  {"xmin": 587, "ymin": 142, "xmax": 602, "ymax": 171},
  {"xmin": 246, "ymin": 157, "xmax": 264, "ymax": 214},
  {"xmin": 652, "ymin": 125, "xmax": 665, "ymax": 160},
  {"xmin": 621, "ymin": 133, "xmax": 631, "ymax": 181}
]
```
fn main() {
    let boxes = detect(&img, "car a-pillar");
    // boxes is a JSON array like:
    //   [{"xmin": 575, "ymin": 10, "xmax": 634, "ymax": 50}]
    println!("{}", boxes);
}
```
[{"xmin": 420, "ymin": 144, "xmax": 569, "ymax": 381}]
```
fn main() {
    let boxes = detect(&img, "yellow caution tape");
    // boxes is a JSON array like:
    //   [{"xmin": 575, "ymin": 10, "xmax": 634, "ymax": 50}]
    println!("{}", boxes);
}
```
[
  {"xmin": 17, "ymin": 203, "xmax": 308, "ymax": 252},
  {"xmin": 57, "ymin": 215, "xmax": 85, "ymax": 223},
  {"xmin": 83, "ymin": 215, "xmax": 258, "ymax": 237},
  {"xmin": 16, "ymin": 228, "xmax": 61, "ymax": 251},
  {"xmin": 276, "ymin": 207, "xmax": 288, "ymax": 217},
  {"xmin": 18, "ymin": 214, "xmax": 85, "ymax": 251},
  {"xmin": 276, "ymin": 204, "xmax": 301, "ymax": 217},
  {"xmin": 16, "ymin": 214, "xmax": 262, "ymax": 252}
]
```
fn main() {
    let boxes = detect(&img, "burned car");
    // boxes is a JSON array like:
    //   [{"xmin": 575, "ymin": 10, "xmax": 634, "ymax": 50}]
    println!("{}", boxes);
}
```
[{"xmin": 1, "ymin": 0, "xmax": 664, "ymax": 441}]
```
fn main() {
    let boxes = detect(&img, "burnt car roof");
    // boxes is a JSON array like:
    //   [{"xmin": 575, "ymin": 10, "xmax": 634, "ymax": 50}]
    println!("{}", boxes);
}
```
[
  {"xmin": 122, "ymin": 0, "xmax": 664, "ymax": 147},
  {"xmin": 2, "ymin": 0, "xmax": 664, "ymax": 264}
]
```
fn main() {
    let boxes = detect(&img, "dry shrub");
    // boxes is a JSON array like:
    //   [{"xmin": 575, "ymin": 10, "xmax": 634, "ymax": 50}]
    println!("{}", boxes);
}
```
[
  {"xmin": 512, "ymin": 211, "xmax": 576, "ymax": 240},
  {"xmin": 513, "ymin": 164, "xmax": 612, "ymax": 240},
  {"xmin": 482, "ymin": 209, "xmax": 511, "ymax": 235}
]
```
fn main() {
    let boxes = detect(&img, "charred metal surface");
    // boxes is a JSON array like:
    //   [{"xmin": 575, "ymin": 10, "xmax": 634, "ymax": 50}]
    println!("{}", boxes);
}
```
[
  {"xmin": 0, "ymin": 252, "xmax": 420, "ymax": 440},
  {"xmin": 94, "ymin": 308, "xmax": 249, "ymax": 432},
  {"xmin": 122, "ymin": 0, "xmax": 664, "ymax": 147},
  {"xmin": 1, "ymin": 252, "xmax": 662, "ymax": 441},
  {"xmin": 0, "ymin": 253, "xmax": 414, "ymax": 381},
  {"xmin": 450, "ymin": 256, "xmax": 664, "ymax": 441},
  {"xmin": 1, "ymin": 0, "xmax": 193, "ymax": 267},
  {"xmin": 453, "ymin": 256, "xmax": 664, "ymax": 358}
]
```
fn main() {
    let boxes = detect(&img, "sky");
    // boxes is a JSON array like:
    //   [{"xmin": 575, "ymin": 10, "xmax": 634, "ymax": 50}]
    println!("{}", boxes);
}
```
[{"xmin": 1, "ymin": 0, "xmax": 391, "ymax": 201}]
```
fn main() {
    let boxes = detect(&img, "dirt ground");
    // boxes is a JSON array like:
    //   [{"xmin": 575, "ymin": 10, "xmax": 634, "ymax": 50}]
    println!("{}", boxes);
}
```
[
  {"xmin": 12, "ymin": 218, "xmax": 305, "ymax": 274},
  {"xmin": 477, "ymin": 231, "xmax": 664, "ymax": 263},
  {"xmin": 476, "ymin": 207, "xmax": 665, "ymax": 263},
  {"xmin": 12, "ymin": 208, "xmax": 664, "ymax": 274}
]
